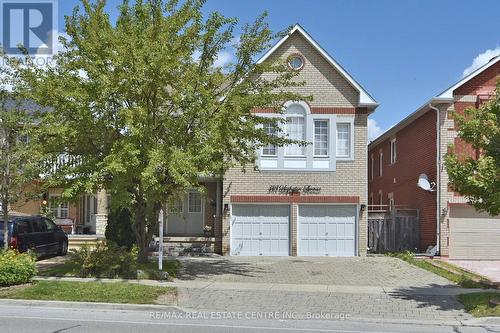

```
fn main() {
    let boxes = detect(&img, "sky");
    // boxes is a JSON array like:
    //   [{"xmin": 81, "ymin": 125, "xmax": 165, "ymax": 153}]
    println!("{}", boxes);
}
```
[{"xmin": 55, "ymin": 0, "xmax": 500, "ymax": 140}]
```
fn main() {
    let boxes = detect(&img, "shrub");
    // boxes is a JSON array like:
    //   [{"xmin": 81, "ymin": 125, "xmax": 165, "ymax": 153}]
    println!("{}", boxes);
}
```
[
  {"xmin": 69, "ymin": 242, "xmax": 138, "ymax": 279},
  {"xmin": 105, "ymin": 208, "xmax": 136, "ymax": 250},
  {"xmin": 0, "ymin": 250, "xmax": 37, "ymax": 286}
]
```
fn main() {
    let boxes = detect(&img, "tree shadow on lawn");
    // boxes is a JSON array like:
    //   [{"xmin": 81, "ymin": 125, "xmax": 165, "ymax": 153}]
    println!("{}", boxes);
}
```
[
  {"xmin": 387, "ymin": 283, "xmax": 471, "ymax": 313},
  {"xmin": 176, "ymin": 258, "xmax": 267, "ymax": 281}
]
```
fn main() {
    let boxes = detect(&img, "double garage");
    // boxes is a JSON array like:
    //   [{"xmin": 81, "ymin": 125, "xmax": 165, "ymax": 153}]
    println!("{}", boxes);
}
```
[{"xmin": 230, "ymin": 204, "xmax": 357, "ymax": 256}]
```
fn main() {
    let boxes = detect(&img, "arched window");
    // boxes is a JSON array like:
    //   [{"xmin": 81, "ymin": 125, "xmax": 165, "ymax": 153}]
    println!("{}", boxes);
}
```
[{"xmin": 285, "ymin": 103, "xmax": 306, "ymax": 156}]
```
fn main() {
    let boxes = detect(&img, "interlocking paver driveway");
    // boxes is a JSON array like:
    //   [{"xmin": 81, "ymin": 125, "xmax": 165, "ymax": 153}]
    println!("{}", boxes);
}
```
[
  {"xmin": 175, "ymin": 256, "xmax": 471, "ymax": 323},
  {"xmin": 177, "ymin": 256, "xmax": 451, "ymax": 287}
]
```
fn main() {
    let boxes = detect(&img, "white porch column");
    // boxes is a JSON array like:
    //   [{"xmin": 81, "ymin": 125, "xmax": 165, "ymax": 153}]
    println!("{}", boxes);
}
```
[{"xmin": 95, "ymin": 189, "xmax": 108, "ymax": 236}]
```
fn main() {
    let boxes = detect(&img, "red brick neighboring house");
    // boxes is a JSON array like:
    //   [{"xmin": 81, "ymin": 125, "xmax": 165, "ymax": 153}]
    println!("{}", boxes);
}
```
[{"xmin": 368, "ymin": 56, "xmax": 500, "ymax": 259}]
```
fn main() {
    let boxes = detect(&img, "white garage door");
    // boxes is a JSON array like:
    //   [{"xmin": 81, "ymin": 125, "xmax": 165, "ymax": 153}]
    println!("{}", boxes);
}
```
[
  {"xmin": 231, "ymin": 205, "xmax": 290, "ymax": 256},
  {"xmin": 298, "ymin": 205, "xmax": 356, "ymax": 256},
  {"xmin": 449, "ymin": 206, "xmax": 500, "ymax": 260}
]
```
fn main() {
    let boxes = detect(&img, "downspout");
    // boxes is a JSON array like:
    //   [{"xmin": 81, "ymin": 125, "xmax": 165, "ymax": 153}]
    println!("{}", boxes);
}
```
[{"xmin": 428, "ymin": 103, "xmax": 440, "ymax": 255}]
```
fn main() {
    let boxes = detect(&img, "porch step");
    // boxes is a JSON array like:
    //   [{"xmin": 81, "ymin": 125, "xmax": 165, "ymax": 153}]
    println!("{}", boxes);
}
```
[{"xmin": 152, "ymin": 241, "xmax": 212, "ymax": 257}]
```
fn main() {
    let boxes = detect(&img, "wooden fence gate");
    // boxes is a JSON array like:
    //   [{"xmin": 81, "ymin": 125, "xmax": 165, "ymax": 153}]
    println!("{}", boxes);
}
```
[{"xmin": 368, "ymin": 209, "xmax": 419, "ymax": 253}]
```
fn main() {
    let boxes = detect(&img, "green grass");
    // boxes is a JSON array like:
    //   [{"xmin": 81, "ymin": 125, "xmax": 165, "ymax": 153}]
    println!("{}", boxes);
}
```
[
  {"xmin": 0, "ymin": 280, "xmax": 174, "ymax": 304},
  {"xmin": 387, "ymin": 252, "xmax": 485, "ymax": 288},
  {"xmin": 458, "ymin": 292, "xmax": 500, "ymax": 317},
  {"xmin": 39, "ymin": 259, "xmax": 181, "ymax": 280}
]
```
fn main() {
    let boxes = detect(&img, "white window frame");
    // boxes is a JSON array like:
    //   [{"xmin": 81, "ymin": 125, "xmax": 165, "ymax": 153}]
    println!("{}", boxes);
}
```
[
  {"xmin": 255, "ymin": 101, "xmax": 351, "ymax": 171},
  {"xmin": 285, "ymin": 114, "xmax": 306, "ymax": 157},
  {"xmin": 336, "ymin": 121, "xmax": 354, "ymax": 160},
  {"xmin": 379, "ymin": 150, "xmax": 383, "ymax": 177},
  {"xmin": 313, "ymin": 119, "xmax": 329, "ymax": 157},
  {"xmin": 370, "ymin": 154, "xmax": 374, "ymax": 181},
  {"xmin": 48, "ymin": 194, "xmax": 69, "ymax": 219},
  {"xmin": 390, "ymin": 138, "xmax": 397, "ymax": 164},
  {"xmin": 388, "ymin": 194, "xmax": 395, "ymax": 212},
  {"xmin": 378, "ymin": 191, "xmax": 383, "ymax": 206},
  {"xmin": 188, "ymin": 190, "xmax": 202, "ymax": 213},
  {"xmin": 261, "ymin": 123, "xmax": 277, "ymax": 157}
]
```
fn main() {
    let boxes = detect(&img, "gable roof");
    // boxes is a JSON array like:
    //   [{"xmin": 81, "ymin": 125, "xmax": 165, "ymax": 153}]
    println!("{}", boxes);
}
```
[
  {"xmin": 257, "ymin": 24, "xmax": 378, "ymax": 108},
  {"xmin": 369, "ymin": 55, "xmax": 500, "ymax": 148},
  {"xmin": 436, "ymin": 55, "xmax": 500, "ymax": 99}
]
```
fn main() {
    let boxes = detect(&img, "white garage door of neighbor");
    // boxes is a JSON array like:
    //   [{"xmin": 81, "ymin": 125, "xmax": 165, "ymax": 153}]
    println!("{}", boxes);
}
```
[
  {"xmin": 299, "ymin": 205, "xmax": 356, "ymax": 256},
  {"xmin": 449, "ymin": 206, "xmax": 500, "ymax": 260},
  {"xmin": 231, "ymin": 205, "xmax": 290, "ymax": 256}
]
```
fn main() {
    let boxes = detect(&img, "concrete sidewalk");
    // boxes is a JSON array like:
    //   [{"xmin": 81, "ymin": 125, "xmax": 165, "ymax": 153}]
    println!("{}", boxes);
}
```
[{"xmin": 0, "ymin": 299, "xmax": 499, "ymax": 333}]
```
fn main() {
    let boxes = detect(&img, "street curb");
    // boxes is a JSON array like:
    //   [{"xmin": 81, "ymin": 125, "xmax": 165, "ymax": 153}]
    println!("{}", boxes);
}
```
[
  {"xmin": 462, "ymin": 317, "xmax": 500, "ymax": 327},
  {"xmin": 0, "ymin": 298, "xmax": 182, "ymax": 312}
]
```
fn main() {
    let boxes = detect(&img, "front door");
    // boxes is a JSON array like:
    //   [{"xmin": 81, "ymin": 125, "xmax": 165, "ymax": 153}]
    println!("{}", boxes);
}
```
[
  {"xmin": 82, "ymin": 194, "xmax": 97, "ymax": 233},
  {"xmin": 166, "ymin": 190, "xmax": 205, "ymax": 236}
]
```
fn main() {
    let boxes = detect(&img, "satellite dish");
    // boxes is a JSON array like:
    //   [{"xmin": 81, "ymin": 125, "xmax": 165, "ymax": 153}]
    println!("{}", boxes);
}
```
[{"xmin": 418, "ymin": 174, "xmax": 436, "ymax": 192}]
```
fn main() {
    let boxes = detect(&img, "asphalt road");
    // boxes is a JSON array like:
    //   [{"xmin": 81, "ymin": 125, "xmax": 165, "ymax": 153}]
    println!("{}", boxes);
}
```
[{"xmin": 0, "ymin": 302, "xmax": 497, "ymax": 333}]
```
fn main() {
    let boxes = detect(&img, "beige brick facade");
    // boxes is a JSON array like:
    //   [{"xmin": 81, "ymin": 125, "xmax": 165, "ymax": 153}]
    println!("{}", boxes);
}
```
[{"xmin": 220, "ymin": 30, "xmax": 370, "ymax": 256}]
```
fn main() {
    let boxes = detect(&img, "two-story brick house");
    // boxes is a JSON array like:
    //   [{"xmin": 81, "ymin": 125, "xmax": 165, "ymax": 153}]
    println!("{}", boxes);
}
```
[
  {"xmin": 220, "ymin": 24, "xmax": 378, "ymax": 256},
  {"xmin": 368, "ymin": 56, "xmax": 500, "ymax": 259},
  {"xmin": 12, "ymin": 24, "xmax": 378, "ymax": 256}
]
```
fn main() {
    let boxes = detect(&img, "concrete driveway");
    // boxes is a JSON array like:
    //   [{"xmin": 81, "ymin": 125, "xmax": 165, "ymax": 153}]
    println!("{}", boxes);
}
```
[{"xmin": 174, "ymin": 256, "xmax": 473, "ymax": 324}]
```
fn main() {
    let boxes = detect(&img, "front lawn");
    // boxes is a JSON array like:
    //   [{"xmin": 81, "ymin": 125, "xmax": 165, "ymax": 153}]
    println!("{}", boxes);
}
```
[
  {"xmin": 388, "ymin": 252, "xmax": 485, "ymax": 288},
  {"xmin": 39, "ymin": 259, "xmax": 181, "ymax": 280},
  {"xmin": 458, "ymin": 292, "xmax": 500, "ymax": 317},
  {"xmin": 0, "ymin": 280, "xmax": 174, "ymax": 304}
]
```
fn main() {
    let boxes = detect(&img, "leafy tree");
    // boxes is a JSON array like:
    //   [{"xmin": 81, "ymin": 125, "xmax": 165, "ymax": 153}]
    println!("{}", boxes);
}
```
[
  {"xmin": 105, "ymin": 207, "xmax": 135, "ymax": 249},
  {"xmin": 445, "ymin": 82, "xmax": 500, "ymax": 216},
  {"xmin": 11, "ymin": 0, "xmax": 307, "ymax": 259},
  {"xmin": 0, "ymin": 92, "xmax": 41, "ymax": 249}
]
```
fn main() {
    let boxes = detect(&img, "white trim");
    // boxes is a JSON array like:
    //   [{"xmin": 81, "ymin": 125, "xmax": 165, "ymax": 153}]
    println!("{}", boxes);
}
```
[
  {"xmin": 335, "ymin": 119, "xmax": 355, "ymax": 161},
  {"xmin": 370, "ymin": 154, "xmax": 374, "ymax": 181},
  {"xmin": 390, "ymin": 138, "xmax": 397, "ymax": 164},
  {"xmin": 256, "ymin": 110, "xmax": 338, "ymax": 171},
  {"xmin": 370, "ymin": 56, "xmax": 500, "ymax": 147},
  {"xmin": 313, "ymin": 119, "xmax": 329, "ymax": 157},
  {"xmin": 436, "ymin": 56, "xmax": 500, "ymax": 99},
  {"xmin": 283, "ymin": 100, "xmax": 311, "ymax": 114},
  {"xmin": 48, "ymin": 194, "xmax": 70, "ymax": 219},
  {"xmin": 378, "ymin": 150, "xmax": 383, "ymax": 177},
  {"xmin": 256, "ymin": 24, "xmax": 378, "ymax": 107}
]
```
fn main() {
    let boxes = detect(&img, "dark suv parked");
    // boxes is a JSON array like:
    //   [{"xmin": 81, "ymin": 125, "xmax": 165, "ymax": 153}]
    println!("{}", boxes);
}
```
[{"xmin": 0, "ymin": 216, "xmax": 68, "ymax": 256}]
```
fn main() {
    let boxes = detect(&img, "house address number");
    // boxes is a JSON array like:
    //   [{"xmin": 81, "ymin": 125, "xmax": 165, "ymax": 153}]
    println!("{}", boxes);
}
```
[{"xmin": 268, "ymin": 185, "xmax": 321, "ymax": 195}]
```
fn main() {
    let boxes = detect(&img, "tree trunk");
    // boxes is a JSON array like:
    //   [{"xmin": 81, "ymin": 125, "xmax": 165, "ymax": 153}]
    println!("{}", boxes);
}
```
[{"xmin": 133, "ymin": 199, "xmax": 149, "ymax": 262}]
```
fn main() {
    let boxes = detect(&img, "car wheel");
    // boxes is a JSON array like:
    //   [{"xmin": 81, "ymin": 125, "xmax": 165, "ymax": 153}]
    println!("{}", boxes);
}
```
[
  {"xmin": 58, "ymin": 240, "xmax": 68, "ymax": 256},
  {"xmin": 26, "ymin": 245, "xmax": 38, "ymax": 259}
]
